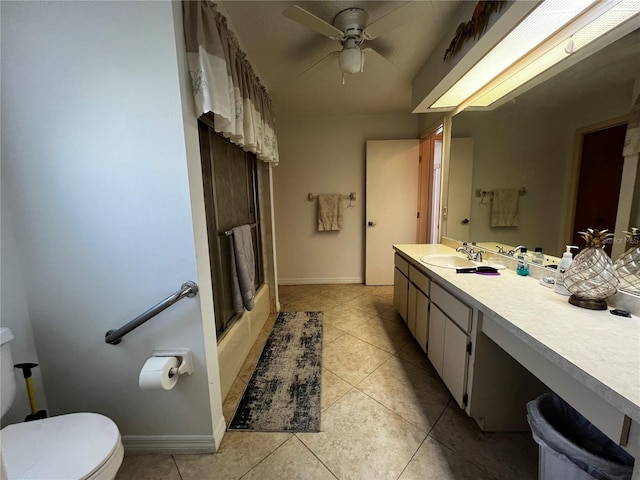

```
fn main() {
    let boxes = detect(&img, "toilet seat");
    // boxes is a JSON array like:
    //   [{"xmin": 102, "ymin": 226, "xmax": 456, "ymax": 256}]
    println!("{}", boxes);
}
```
[{"xmin": 1, "ymin": 412, "xmax": 124, "ymax": 479}]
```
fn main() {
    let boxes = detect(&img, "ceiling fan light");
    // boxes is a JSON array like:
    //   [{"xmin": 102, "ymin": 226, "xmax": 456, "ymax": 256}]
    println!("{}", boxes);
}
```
[{"xmin": 339, "ymin": 46, "xmax": 364, "ymax": 74}]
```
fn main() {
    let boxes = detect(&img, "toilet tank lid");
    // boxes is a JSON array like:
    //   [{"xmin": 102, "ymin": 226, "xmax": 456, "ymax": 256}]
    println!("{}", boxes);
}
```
[{"xmin": 0, "ymin": 327, "xmax": 14, "ymax": 345}]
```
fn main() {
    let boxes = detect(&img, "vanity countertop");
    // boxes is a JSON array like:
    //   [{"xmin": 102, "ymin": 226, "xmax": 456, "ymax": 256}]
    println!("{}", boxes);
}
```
[{"xmin": 394, "ymin": 244, "xmax": 640, "ymax": 422}]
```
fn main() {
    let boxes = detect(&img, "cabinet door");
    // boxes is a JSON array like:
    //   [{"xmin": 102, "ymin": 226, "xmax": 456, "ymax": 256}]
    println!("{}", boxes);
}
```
[
  {"xmin": 443, "ymin": 318, "xmax": 469, "ymax": 408},
  {"xmin": 431, "ymin": 283, "xmax": 471, "ymax": 332},
  {"xmin": 407, "ymin": 283, "xmax": 417, "ymax": 336},
  {"xmin": 393, "ymin": 268, "xmax": 409, "ymax": 322},
  {"xmin": 415, "ymin": 290, "xmax": 429, "ymax": 352},
  {"xmin": 428, "ymin": 304, "xmax": 446, "ymax": 376}
]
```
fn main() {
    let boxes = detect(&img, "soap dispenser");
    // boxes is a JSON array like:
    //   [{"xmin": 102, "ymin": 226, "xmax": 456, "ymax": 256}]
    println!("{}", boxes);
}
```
[{"xmin": 554, "ymin": 245, "xmax": 578, "ymax": 295}]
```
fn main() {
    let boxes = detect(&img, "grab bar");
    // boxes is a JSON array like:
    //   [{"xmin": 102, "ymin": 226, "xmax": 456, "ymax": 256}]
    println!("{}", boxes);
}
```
[{"xmin": 105, "ymin": 281, "xmax": 199, "ymax": 345}]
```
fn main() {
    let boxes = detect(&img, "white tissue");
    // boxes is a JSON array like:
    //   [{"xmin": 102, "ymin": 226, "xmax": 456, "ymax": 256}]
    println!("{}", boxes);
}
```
[{"xmin": 139, "ymin": 356, "xmax": 179, "ymax": 390}]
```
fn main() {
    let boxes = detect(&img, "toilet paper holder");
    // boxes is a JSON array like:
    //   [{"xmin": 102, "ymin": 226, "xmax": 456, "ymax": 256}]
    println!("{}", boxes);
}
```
[{"xmin": 151, "ymin": 349, "xmax": 194, "ymax": 377}]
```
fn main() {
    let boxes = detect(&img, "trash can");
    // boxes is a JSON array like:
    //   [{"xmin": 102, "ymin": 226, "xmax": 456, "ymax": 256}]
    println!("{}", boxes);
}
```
[{"xmin": 526, "ymin": 393, "xmax": 634, "ymax": 480}]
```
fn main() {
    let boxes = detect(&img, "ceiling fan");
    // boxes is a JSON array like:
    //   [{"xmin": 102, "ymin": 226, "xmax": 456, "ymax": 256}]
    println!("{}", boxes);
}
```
[{"xmin": 283, "ymin": 2, "xmax": 426, "ymax": 80}]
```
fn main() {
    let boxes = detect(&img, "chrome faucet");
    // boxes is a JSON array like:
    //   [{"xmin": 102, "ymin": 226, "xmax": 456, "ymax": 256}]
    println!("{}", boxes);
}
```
[
  {"xmin": 506, "ymin": 245, "xmax": 526, "ymax": 257},
  {"xmin": 456, "ymin": 243, "xmax": 483, "ymax": 262}
]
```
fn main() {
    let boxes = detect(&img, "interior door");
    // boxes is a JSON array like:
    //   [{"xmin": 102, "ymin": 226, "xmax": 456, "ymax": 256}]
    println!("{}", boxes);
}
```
[
  {"xmin": 572, "ymin": 123, "xmax": 626, "ymax": 257},
  {"xmin": 365, "ymin": 140, "xmax": 419, "ymax": 285},
  {"xmin": 446, "ymin": 138, "xmax": 474, "ymax": 242}
]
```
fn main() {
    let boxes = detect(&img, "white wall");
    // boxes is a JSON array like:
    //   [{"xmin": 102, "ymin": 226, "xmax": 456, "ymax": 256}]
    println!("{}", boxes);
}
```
[
  {"xmin": 1, "ymin": 0, "xmax": 214, "ymax": 445},
  {"xmin": 0, "ymin": 198, "xmax": 48, "ymax": 426},
  {"xmin": 274, "ymin": 114, "xmax": 418, "ymax": 284}
]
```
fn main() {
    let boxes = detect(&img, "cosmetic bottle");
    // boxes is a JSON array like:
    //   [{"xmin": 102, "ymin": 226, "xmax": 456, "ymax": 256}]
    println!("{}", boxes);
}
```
[
  {"xmin": 554, "ymin": 245, "xmax": 578, "ymax": 295},
  {"xmin": 517, "ymin": 248, "xmax": 530, "ymax": 276},
  {"xmin": 532, "ymin": 247, "xmax": 545, "ymax": 265}
]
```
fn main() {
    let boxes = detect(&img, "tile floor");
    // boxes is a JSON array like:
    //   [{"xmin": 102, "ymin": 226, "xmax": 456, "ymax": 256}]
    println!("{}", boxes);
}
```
[{"xmin": 116, "ymin": 284, "xmax": 538, "ymax": 480}]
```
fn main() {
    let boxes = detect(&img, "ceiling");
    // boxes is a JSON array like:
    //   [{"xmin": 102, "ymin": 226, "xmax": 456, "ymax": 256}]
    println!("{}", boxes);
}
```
[{"xmin": 219, "ymin": 1, "xmax": 464, "ymax": 116}]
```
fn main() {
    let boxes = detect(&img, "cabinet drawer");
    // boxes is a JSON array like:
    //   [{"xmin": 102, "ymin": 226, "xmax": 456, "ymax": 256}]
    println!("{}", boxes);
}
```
[
  {"xmin": 409, "ymin": 265, "xmax": 430, "ymax": 295},
  {"xmin": 394, "ymin": 254, "xmax": 409, "ymax": 276},
  {"xmin": 431, "ymin": 283, "xmax": 471, "ymax": 332}
]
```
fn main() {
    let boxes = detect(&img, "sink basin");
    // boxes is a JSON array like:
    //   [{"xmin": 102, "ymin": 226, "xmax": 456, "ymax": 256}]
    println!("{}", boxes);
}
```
[{"xmin": 420, "ymin": 254, "xmax": 478, "ymax": 269}]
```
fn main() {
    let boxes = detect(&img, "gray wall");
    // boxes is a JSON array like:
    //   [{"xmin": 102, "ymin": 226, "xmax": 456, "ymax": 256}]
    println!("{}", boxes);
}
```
[
  {"xmin": 1, "ymin": 0, "xmax": 213, "ymax": 441},
  {"xmin": 1, "ymin": 198, "xmax": 48, "ymax": 426}
]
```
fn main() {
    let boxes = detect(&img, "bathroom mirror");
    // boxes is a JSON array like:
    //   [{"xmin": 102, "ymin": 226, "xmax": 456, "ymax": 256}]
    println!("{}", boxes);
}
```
[{"xmin": 445, "ymin": 28, "xmax": 640, "ymax": 290}]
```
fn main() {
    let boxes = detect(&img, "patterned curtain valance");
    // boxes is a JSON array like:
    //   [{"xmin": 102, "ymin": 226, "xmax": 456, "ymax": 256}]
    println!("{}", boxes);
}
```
[{"xmin": 183, "ymin": 1, "xmax": 279, "ymax": 164}]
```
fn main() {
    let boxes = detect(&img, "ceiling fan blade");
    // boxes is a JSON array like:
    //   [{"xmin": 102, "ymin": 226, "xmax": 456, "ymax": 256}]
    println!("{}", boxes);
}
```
[
  {"xmin": 366, "ymin": 38, "xmax": 396, "ymax": 59},
  {"xmin": 297, "ymin": 50, "xmax": 340, "ymax": 78},
  {"xmin": 283, "ymin": 6, "xmax": 344, "ymax": 41},
  {"xmin": 364, "ymin": 1, "xmax": 430, "ymax": 40},
  {"xmin": 362, "ymin": 48, "xmax": 397, "ymax": 68}
]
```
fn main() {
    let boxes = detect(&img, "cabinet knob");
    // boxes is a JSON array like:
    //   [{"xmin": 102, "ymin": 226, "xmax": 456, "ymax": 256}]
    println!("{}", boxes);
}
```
[{"xmin": 367, "ymin": 221, "xmax": 376, "ymax": 227}]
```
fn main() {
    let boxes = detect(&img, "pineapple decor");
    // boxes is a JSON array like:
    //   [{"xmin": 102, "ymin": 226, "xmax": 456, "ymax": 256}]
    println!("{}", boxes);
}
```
[
  {"xmin": 614, "ymin": 227, "xmax": 640, "ymax": 295},
  {"xmin": 564, "ymin": 228, "xmax": 619, "ymax": 310}
]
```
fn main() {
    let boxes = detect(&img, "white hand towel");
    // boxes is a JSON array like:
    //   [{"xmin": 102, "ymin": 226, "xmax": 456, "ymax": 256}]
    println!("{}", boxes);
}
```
[
  {"xmin": 230, "ymin": 224, "xmax": 256, "ymax": 313},
  {"xmin": 490, "ymin": 189, "xmax": 520, "ymax": 227},
  {"xmin": 317, "ymin": 194, "xmax": 344, "ymax": 231}
]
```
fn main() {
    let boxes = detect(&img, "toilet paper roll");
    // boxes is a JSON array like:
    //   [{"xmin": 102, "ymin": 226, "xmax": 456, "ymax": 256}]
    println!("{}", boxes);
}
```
[{"xmin": 139, "ymin": 356, "xmax": 180, "ymax": 391}]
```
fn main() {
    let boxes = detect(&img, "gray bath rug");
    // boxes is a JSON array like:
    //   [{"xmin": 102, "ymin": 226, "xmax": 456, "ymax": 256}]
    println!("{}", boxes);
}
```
[{"xmin": 228, "ymin": 311, "xmax": 322, "ymax": 432}]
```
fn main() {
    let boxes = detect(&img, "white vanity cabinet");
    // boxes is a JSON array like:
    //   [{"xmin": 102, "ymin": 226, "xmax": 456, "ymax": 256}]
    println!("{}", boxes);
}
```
[
  {"xmin": 393, "ymin": 246, "xmax": 565, "ymax": 432},
  {"xmin": 428, "ymin": 283, "xmax": 471, "ymax": 408},
  {"xmin": 392, "ymin": 244, "xmax": 640, "ymax": 467},
  {"xmin": 394, "ymin": 252, "xmax": 471, "ymax": 406}
]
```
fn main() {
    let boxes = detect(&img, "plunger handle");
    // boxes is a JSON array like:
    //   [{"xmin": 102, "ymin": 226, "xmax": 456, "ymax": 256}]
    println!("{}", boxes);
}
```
[{"xmin": 14, "ymin": 363, "xmax": 39, "ymax": 414}]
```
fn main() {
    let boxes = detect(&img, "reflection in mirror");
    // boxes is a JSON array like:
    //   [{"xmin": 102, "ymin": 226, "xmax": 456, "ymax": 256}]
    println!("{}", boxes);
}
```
[{"xmin": 446, "ymin": 29, "xmax": 640, "ymax": 293}]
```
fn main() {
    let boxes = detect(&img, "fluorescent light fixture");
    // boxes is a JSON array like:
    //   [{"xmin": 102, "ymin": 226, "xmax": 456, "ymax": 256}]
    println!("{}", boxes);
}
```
[
  {"xmin": 471, "ymin": 1, "xmax": 640, "ymax": 107},
  {"xmin": 430, "ymin": 0, "xmax": 640, "ymax": 109}
]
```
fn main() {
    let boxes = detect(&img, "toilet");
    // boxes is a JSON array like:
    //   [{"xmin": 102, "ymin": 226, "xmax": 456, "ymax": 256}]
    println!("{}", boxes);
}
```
[{"xmin": 0, "ymin": 328, "xmax": 124, "ymax": 479}]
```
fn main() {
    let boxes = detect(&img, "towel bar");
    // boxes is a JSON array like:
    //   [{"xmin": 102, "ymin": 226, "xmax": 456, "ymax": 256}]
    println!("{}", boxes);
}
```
[
  {"xmin": 308, "ymin": 192, "xmax": 356, "ymax": 201},
  {"xmin": 475, "ymin": 188, "xmax": 526, "ymax": 198}
]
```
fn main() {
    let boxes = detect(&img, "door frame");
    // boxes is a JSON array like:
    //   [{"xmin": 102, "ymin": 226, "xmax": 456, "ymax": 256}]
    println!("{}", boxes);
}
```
[{"xmin": 417, "ymin": 118, "xmax": 447, "ymax": 243}]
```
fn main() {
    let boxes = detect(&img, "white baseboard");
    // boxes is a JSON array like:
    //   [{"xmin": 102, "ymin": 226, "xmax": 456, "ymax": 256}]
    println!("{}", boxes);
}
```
[
  {"xmin": 278, "ymin": 277, "xmax": 362, "ymax": 285},
  {"xmin": 122, "ymin": 435, "xmax": 215, "ymax": 455},
  {"xmin": 213, "ymin": 415, "xmax": 227, "ymax": 451}
]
